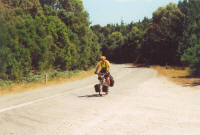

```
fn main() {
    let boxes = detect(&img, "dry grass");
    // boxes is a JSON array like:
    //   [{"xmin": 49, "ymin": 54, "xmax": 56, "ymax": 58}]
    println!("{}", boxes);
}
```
[
  {"xmin": 151, "ymin": 66, "xmax": 200, "ymax": 87},
  {"xmin": 0, "ymin": 69, "xmax": 95, "ymax": 97}
]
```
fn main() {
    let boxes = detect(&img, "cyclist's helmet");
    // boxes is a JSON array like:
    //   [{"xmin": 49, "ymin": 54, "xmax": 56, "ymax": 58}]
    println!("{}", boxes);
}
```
[{"xmin": 101, "ymin": 56, "xmax": 106, "ymax": 61}]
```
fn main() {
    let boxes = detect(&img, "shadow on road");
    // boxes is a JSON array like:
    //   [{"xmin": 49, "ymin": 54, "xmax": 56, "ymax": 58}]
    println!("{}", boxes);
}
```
[
  {"xmin": 78, "ymin": 94, "xmax": 105, "ymax": 98},
  {"xmin": 184, "ymin": 82, "xmax": 200, "ymax": 87},
  {"xmin": 172, "ymin": 75, "xmax": 200, "ymax": 87},
  {"xmin": 174, "ymin": 75, "xmax": 200, "ymax": 79},
  {"xmin": 124, "ymin": 64, "xmax": 149, "ymax": 69}
]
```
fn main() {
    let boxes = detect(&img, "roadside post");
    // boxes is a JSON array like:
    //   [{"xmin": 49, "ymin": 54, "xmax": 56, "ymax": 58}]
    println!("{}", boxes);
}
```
[{"xmin": 45, "ymin": 73, "xmax": 48, "ymax": 85}]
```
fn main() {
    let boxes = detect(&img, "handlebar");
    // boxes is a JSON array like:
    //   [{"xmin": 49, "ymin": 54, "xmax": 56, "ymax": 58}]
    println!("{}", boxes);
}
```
[{"xmin": 95, "ymin": 72, "xmax": 110, "ymax": 75}]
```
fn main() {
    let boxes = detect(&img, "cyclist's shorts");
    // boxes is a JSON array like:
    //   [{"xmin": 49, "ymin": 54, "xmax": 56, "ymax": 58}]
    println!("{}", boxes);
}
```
[
  {"xmin": 100, "ymin": 68, "xmax": 107, "ymax": 73},
  {"xmin": 100, "ymin": 68, "xmax": 110, "ymax": 78}
]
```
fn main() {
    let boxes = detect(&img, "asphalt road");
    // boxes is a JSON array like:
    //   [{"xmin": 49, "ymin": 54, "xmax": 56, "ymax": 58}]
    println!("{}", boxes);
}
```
[{"xmin": 0, "ymin": 64, "xmax": 200, "ymax": 135}]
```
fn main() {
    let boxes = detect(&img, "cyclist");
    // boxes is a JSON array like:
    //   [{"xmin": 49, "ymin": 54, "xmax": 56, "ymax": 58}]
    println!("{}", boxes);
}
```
[{"xmin": 95, "ymin": 56, "xmax": 111, "ymax": 86}]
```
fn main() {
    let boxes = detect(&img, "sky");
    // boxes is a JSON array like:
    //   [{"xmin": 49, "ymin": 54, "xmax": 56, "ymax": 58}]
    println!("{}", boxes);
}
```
[{"xmin": 82, "ymin": 0, "xmax": 181, "ymax": 26}]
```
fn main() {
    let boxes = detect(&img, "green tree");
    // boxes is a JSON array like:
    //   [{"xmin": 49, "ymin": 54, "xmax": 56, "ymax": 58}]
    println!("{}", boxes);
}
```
[
  {"xmin": 181, "ymin": 43, "xmax": 200, "ymax": 75},
  {"xmin": 124, "ymin": 26, "xmax": 144, "ymax": 62},
  {"xmin": 178, "ymin": 0, "xmax": 200, "ymax": 56},
  {"xmin": 104, "ymin": 32, "xmax": 124, "ymax": 61},
  {"xmin": 178, "ymin": 0, "xmax": 200, "ymax": 74},
  {"xmin": 0, "ymin": 0, "xmax": 101, "ymax": 81},
  {"xmin": 142, "ymin": 3, "xmax": 184, "ymax": 65}
]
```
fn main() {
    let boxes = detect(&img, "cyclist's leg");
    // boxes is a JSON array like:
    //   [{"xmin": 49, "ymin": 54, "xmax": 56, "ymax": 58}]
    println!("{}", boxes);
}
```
[{"xmin": 106, "ymin": 76, "xmax": 110, "ymax": 86}]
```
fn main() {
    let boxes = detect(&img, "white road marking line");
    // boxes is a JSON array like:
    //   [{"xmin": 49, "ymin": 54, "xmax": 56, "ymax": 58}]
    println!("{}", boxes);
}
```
[{"xmin": 0, "ymin": 85, "xmax": 92, "ymax": 113}]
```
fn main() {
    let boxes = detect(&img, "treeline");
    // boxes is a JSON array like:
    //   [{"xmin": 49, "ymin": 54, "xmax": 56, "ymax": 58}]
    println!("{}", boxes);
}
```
[
  {"xmin": 92, "ymin": 0, "xmax": 200, "ymax": 75},
  {"xmin": 1, "ymin": 0, "xmax": 200, "ymax": 81},
  {"xmin": 0, "ymin": 0, "xmax": 101, "ymax": 80}
]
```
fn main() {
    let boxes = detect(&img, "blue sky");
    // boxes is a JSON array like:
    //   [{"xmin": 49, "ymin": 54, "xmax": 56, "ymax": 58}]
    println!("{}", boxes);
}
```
[{"xmin": 82, "ymin": 0, "xmax": 181, "ymax": 26}]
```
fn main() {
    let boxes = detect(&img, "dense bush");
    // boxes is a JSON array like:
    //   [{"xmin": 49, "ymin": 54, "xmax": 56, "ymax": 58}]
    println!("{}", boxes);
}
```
[{"xmin": 0, "ymin": 0, "xmax": 101, "ymax": 81}]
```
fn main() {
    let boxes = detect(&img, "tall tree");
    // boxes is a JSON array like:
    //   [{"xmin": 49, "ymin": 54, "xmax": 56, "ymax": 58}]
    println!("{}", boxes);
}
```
[
  {"xmin": 178, "ymin": 0, "xmax": 200, "ymax": 74},
  {"xmin": 142, "ymin": 3, "xmax": 184, "ymax": 65}
]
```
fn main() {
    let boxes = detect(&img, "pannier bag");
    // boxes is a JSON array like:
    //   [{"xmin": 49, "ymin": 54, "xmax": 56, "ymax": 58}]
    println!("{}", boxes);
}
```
[
  {"xmin": 95, "ymin": 84, "xmax": 100, "ymax": 92},
  {"xmin": 110, "ymin": 75, "xmax": 114, "ymax": 87}
]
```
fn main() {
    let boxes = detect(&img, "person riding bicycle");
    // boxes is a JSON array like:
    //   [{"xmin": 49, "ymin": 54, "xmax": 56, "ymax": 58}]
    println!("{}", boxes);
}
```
[{"xmin": 95, "ymin": 56, "xmax": 111, "ymax": 86}]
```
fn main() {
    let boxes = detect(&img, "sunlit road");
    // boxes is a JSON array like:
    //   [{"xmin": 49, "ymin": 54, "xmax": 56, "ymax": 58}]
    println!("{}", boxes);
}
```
[{"xmin": 0, "ymin": 64, "xmax": 200, "ymax": 135}]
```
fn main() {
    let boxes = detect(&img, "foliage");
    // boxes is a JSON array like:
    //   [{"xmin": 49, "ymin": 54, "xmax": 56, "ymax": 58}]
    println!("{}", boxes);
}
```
[
  {"xmin": 1, "ymin": 0, "xmax": 200, "ymax": 82},
  {"xmin": 141, "ymin": 3, "xmax": 184, "ymax": 65},
  {"xmin": 92, "ymin": 1, "xmax": 200, "ymax": 75},
  {"xmin": 178, "ymin": 0, "xmax": 200, "ymax": 74},
  {"xmin": 0, "ymin": 0, "xmax": 101, "ymax": 81},
  {"xmin": 181, "ymin": 43, "xmax": 200, "ymax": 75}
]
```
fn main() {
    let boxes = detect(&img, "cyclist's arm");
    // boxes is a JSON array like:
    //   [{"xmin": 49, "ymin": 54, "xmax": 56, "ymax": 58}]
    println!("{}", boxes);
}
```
[
  {"xmin": 95, "ymin": 62, "xmax": 101, "ymax": 73},
  {"xmin": 106, "ymin": 60, "xmax": 110, "ymax": 72}
]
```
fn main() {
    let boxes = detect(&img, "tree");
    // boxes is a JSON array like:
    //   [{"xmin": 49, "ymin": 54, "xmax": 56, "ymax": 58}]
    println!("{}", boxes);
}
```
[
  {"xmin": 123, "ymin": 26, "xmax": 144, "ymax": 62},
  {"xmin": 142, "ymin": 3, "xmax": 184, "ymax": 65},
  {"xmin": 181, "ymin": 43, "xmax": 200, "ymax": 75},
  {"xmin": 0, "ymin": 0, "xmax": 101, "ymax": 80},
  {"xmin": 178, "ymin": 0, "xmax": 200, "ymax": 56},
  {"xmin": 104, "ymin": 31, "xmax": 124, "ymax": 61},
  {"xmin": 178, "ymin": 0, "xmax": 200, "ymax": 74}
]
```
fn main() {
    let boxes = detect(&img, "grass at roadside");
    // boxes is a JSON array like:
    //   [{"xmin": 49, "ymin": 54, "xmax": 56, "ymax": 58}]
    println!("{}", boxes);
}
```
[
  {"xmin": 0, "ymin": 68, "xmax": 95, "ymax": 97},
  {"xmin": 151, "ymin": 66, "xmax": 200, "ymax": 87}
]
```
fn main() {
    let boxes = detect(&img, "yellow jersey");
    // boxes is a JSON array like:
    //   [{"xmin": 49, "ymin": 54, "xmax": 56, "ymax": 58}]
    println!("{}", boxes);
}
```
[{"xmin": 96, "ymin": 60, "xmax": 110, "ymax": 72}]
